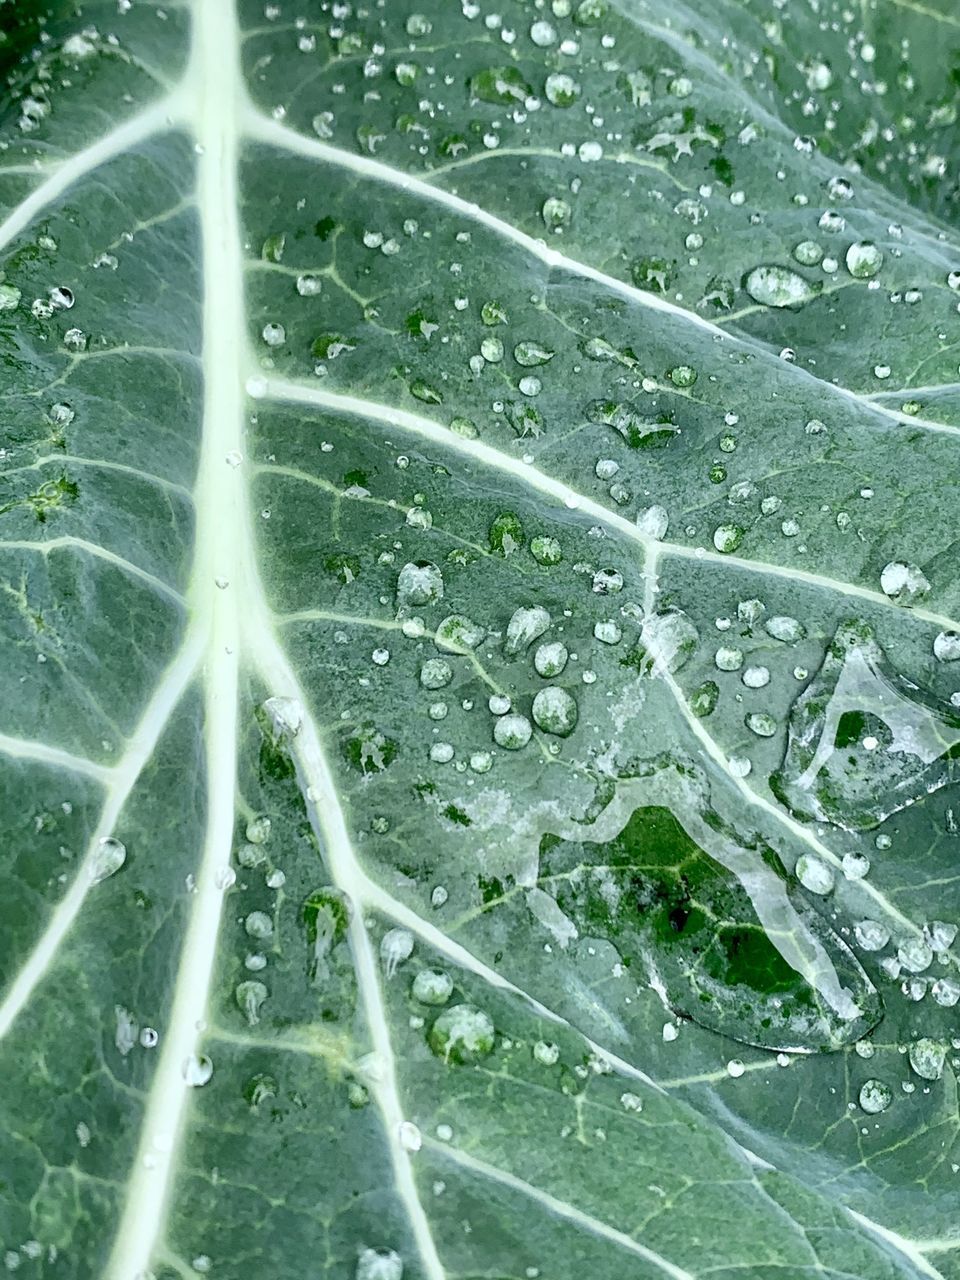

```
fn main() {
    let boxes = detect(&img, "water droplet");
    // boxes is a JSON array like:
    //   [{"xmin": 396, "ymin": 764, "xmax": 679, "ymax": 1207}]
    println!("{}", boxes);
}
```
[
  {"xmin": 858, "ymin": 1079, "xmax": 892, "ymax": 1113},
  {"xmin": 773, "ymin": 621, "xmax": 960, "ymax": 830},
  {"xmin": 435, "ymin": 614, "xmax": 484, "ymax": 652},
  {"xmin": 262, "ymin": 696, "xmax": 302, "ymax": 737},
  {"xmin": 845, "ymin": 241, "xmax": 883, "ymax": 279},
  {"xmin": 531, "ymin": 535, "xmax": 562, "ymax": 565},
  {"xmin": 796, "ymin": 854, "xmax": 834, "ymax": 895},
  {"xmin": 766, "ymin": 616, "xmax": 805, "ymax": 643},
  {"xmin": 412, "ymin": 969, "xmax": 454, "ymax": 1005},
  {"xmin": 880, "ymin": 561, "xmax": 930, "ymax": 605},
  {"xmin": 244, "ymin": 911, "xmax": 273, "ymax": 940},
  {"xmin": 246, "ymin": 815, "xmax": 271, "ymax": 844},
  {"xmin": 356, "ymin": 1248, "xmax": 403, "ymax": 1280},
  {"xmin": 908, "ymin": 1037, "xmax": 945, "ymax": 1080},
  {"xmin": 380, "ymin": 928, "xmax": 414, "ymax": 978},
  {"xmin": 514, "ymin": 340, "xmax": 555, "ymax": 366},
  {"xmin": 742, "ymin": 665, "xmax": 770, "ymax": 689},
  {"xmin": 638, "ymin": 608, "xmax": 699, "ymax": 673},
  {"xmin": 932, "ymin": 977, "xmax": 960, "ymax": 1006},
  {"xmin": 398, "ymin": 1120, "xmax": 422, "ymax": 1151},
  {"xmin": 926, "ymin": 920, "xmax": 957, "ymax": 952},
  {"xmin": 744, "ymin": 265, "xmax": 819, "ymax": 307},
  {"xmin": 793, "ymin": 240, "xmax": 823, "ymax": 266},
  {"xmin": 183, "ymin": 1054, "xmax": 214, "ymax": 1087},
  {"xmin": 745, "ymin": 711, "xmax": 777, "ymax": 737},
  {"xmin": 235, "ymin": 980, "xmax": 268, "ymax": 1026},
  {"xmin": 90, "ymin": 835, "xmax": 126, "ymax": 883},
  {"xmin": 842, "ymin": 852, "xmax": 870, "ymax": 880},
  {"xmin": 541, "ymin": 196, "xmax": 571, "ymax": 230},
  {"xmin": 530, "ymin": 20, "xmax": 557, "ymax": 46},
  {"xmin": 531, "ymin": 686, "xmax": 578, "ymax": 737},
  {"xmin": 545, "ymin": 72, "xmax": 580, "ymax": 106},
  {"xmin": 428, "ymin": 1004, "xmax": 495, "ymax": 1062},
  {"xmin": 897, "ymin": 937, "xmax": 933, "ymax": 973},
  {"xmin": 470, "ymin": 65, "xmax": 532, "ymax": 104},
  {"xmin": 493, "ymin": 713, "xmax": 533, "ymax": 749},
  {"xmin": 713, "ymin": 524, "xmax": 744, "ymax": 553},
  {"xmin": 397, "ymin": 561, "xmax": 443, "ymax": 609},
  {"xmin": 637, "ymin": 505, "xmax": 668, "ymax": 540},
  {"xmin": 715, "ymin": 646, "xmax": 744, "ymax": 672},
  {"xmin": 854, "ymin": 920, "xmax": 890, "ymax": 951},
  {"xmin": 534, "ymin": 641, "xmax": 568, "ymax": 677},
  {"xmin": 934, "ymin": 631, "xmax": 960, "ymax": 662},
  {"xmin": 420, "ymin": 658, "xmax": 453, "ymax": 689},
  {"xmin": 505, "ymin": 605, "xmax": 550, "ymax": 656}
]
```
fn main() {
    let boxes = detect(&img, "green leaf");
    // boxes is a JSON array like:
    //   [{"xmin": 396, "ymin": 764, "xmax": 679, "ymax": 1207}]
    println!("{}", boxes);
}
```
[{"xmin": 2, "ymin": 2, "xmax": 960, "ymax": 1278}]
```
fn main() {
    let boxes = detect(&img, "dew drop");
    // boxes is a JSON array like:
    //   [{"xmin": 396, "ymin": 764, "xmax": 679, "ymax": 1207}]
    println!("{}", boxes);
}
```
[
  {"xmin": 428, "ymin": 1004, "xmax": 495, "ymax": 1062},
  {"xmin": 744, "ymin": 265, "xmax": 819, "ymax": 308},
  {"xmin": 183, "ymin": 1054, "xmax": 214, "ymax": 1087},
  {"xmin": 380, "ymin": 928, "xmax": 414, "ymax": 978},
  {"xmin": 858, "ymin": 1079, "xmax": 892, "ymax": 1113},
  {"xmin": 531, "ymin": 686, "xmax": 578, "ymax": 736},
  {"xmin": 90, "ymin": 835, "xmax": 126, "ymax": 883}
]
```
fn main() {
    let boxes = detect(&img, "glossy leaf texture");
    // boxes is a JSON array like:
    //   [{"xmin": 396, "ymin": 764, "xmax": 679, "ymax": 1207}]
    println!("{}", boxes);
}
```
[{"xmin": 1, "ymin": 1, "xmax": 960, "ymax": 1278}]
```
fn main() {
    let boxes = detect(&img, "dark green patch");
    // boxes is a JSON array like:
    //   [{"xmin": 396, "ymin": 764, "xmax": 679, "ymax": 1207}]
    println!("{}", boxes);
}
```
[
  {"xmin": 343, "ymin": 725, "xmax": 398, "ymax": 774},
  {"xmin": 443, "ymin": 804, "xmax": 471, "ymax": 827},
  {"xmin": 314, "ymin": 216, "xmax": 339, "ymax": 240}
]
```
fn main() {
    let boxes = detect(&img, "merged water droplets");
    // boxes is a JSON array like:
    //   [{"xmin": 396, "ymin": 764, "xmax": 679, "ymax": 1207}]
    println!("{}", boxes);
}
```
[
  {"xmin": 541, "ymin": 800, "xmax": 881, "ymax": 1052},
  {"xmin": 773, "ymin": 622, "xmax": 960, "ymax": 830}
]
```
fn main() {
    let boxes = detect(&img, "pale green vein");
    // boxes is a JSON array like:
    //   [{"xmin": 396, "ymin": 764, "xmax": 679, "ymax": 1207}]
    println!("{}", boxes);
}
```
[
  {"xmin": 243, "ymin": 111, "xmax": 960, "ymax": 442},
  {"xmin": 0, "ymin": 626, "xmax": 203, "ymax": 1039},
  {"xmin": 254, "ymin": 376, "xmax": 960, "ymax": 636},
  {"xmin": 0, "ymin": 454, "xmax": 193, "ymax": 502},
  {"xmin": 424, "ymin": 1138, "xmax": 695, "ymax": 1280},
  {"xmin": 0, "ymin": 537, "xmax": 185, "ymax": 605},
  {"xmin": 883, "ymin": 0, "xmax": 960, "ymax": 28},
  {"xmin": 847, "ymin": 1210, "xmax": 949, "ymax": 1280},
  {"xmin": 424, "ymin": 145, "xmax": 691, "ymax": 192},
  {"xmin": 0, "ymin": 98, "xmax": 176, "ymax": 254},
  {"xmin": 208, "ymin": 1024, "xmax": 355, "ymax": 1069},
  {"xmin": 0, "ymin": 733, "xmax": 111, "ymax": 782}
]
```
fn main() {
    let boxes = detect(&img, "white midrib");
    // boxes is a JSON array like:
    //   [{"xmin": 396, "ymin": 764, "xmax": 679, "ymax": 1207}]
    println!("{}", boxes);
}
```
[
  {"xmin": 103, "ymin": 5, "xmax": 446, "ymax": 1279},
  {"xmin": 103, "ymin": 2, "xmax": 244, "ymax": 1274}
]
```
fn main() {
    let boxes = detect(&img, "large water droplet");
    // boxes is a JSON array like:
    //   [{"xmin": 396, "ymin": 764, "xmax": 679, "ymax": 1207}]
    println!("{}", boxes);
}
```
[
  {"xmin": 356, "ymin": 1249, "xmax": 403, "ymax": 1280},
  {"xmin": 397, "ymin": 561, "xmax": 443, "ymax": 610},
  {"xmin": 183, "ymin": 1054, "xmax": 214, "ymax": 1087},
  {"xmin": 531, "ymin": 686, "xmax": 578, "ymax": 736},
  {"xmin": 236, "ymin": 981, "xmax": 268, "ymax": 1026},
  {"xmin": 505, "ymin": 606, "xmax": 550, "ymax": 656},
  {"xmin": 428, "ymin": 1004, "xmax": 495, "ymax": 1063},
  {"xmin": 744, "ymin": 265, "xmax": 820, "ymax": 308},
  {"xmin": 91, "ymin": 836, "xmax": 126, "ymax": 883}
]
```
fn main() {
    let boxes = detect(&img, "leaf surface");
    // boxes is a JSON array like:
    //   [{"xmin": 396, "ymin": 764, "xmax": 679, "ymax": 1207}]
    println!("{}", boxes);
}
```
[{"xmin": 1, "ymin": 2, "xmax": 960, "ymax": 1278}]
